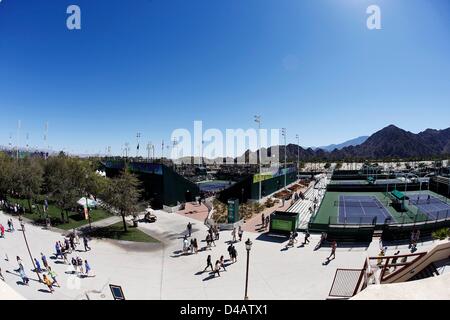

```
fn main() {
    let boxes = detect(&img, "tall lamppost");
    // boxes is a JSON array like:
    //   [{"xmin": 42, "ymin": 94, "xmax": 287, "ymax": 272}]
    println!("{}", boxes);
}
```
[
  {"xmin": 146, "ymin": 142, "xmax": 151, "ymax": 161},
  {"xmin": 136, "ymin": 133, "xmax": 141, "ymax": 158},
  {"xmin": 244, "ymin": 238, "xmax": 253, "ymax": 300},
  {"xmin": 296, "ymin": 134, "xmax": 300, "ymax": 176},
  {"xmin": 254, "ymin": 115, "xmax": 262, "ymax": 201},
  {"xmin": 19, "ymin": 221, "xmax": 42, "ymax": 283},
  {"xmin": 124, "ymin": 143, "xmax": 130, "ymax": 158},
  {"xmin": 281, "ymin": 128, "xmax": 287, "ymax": 188}
]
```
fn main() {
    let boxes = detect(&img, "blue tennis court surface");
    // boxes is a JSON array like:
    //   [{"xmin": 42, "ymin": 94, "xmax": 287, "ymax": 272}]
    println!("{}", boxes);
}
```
[
  {"xmin": 338, "ymin": 195, "xmax": 393, "ymax": 224},
  {"xmin": 407, "ymin": 194, "xmax": 450, "ymax": 220}
]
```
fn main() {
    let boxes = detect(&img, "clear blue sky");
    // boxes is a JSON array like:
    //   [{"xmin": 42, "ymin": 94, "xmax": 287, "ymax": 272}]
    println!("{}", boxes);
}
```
[{"xmin": 1, "ymin": 0, "xmax": 449, "ymax": 156}]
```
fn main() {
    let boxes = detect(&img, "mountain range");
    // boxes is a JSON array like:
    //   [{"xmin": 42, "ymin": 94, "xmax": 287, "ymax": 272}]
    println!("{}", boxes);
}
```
[
  {"xmin": 243, "ymin": 125, "xmax": 450, "ymax": 162},
  {"xmin": 314, "ymin": 136, "xmax": 369, "ymax": 152}
]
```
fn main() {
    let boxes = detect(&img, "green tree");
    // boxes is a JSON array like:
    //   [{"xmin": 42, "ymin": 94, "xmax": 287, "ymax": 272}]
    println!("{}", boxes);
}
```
[
  {"xmin": 103, "ymin": 170, "xmax": 141, "ymax": 232},
  {"xmin": 45, "ymin": 155, "xmax": 84, "ymax": 223},
  {"xmin": 0, "ymin": 152, "xmax": 13, "ymax": 199},
  {"xmin": 13, "ymin": 158, "xmax": 44, "ymax": 213}
]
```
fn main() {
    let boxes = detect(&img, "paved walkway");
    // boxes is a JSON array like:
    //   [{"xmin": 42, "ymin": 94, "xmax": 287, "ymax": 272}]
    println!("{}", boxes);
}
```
[
  {"xmin": 0, "ymin": 210, "xmax": 444, "ymax": 300},
  {"xmin": 176, "ymin": 203, "xmax": 209, "ymax": 223},
  {"xmin": 80, "ymin": 216, "xmax": 122, "ymax": 229}
]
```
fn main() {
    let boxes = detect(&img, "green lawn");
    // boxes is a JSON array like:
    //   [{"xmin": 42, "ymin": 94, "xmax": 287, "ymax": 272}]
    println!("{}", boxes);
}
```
[
  {"xmin": 89, "ymin": 222, "xmax": 159, "ymax": 243},
  {"xmin": 311, "ymin": 191, "xmax": 445, "ymax": 225},
  {"xmin": 7, "ymin": 196, "xmax": 112, "ymax": 230}
]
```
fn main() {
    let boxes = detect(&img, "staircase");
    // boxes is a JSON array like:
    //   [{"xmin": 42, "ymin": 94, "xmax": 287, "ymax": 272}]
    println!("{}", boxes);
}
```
[{"xmin": 287, "ymin": 175, "xmax": 329, "ymax": 230}]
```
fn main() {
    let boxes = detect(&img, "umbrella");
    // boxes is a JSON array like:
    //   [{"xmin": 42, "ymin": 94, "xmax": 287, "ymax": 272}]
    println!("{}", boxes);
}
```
[{"xmin": 77, "ymin": 197, "xmax": 97, "ymax": 209}]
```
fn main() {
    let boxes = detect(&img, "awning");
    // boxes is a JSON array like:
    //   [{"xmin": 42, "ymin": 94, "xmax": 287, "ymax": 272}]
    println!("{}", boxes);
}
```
[{"xmin": 391, "ymin": 190, "xmax": 405, "ymax": 200}]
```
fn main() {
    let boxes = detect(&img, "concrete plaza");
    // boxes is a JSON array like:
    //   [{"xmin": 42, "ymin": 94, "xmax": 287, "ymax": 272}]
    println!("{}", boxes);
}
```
[{"xmin": 0, "ymin": 210, "xmax": 439, "ymax": 300}]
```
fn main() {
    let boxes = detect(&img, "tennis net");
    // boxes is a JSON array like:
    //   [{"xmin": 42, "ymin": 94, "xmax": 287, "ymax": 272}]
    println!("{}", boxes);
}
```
[
  {"xmin": 334, "ymin": 200, "xmax": 387, "ymax": 208},
  {"xmin": 408, "ymin": 198, "xmax": 445, "ymax": 205}
]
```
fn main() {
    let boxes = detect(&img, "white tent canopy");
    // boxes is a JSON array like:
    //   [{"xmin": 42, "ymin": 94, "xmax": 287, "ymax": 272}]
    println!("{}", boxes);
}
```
[{"xmin": 77, "ymin": 197, "xmax": 97, "ymax": 209}]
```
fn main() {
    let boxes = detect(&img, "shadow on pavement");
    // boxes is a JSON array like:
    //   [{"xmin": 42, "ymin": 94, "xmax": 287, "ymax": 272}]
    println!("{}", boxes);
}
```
[{"xmin": 255, "ymin": 233, "xmax": 287, "ymax": 244}]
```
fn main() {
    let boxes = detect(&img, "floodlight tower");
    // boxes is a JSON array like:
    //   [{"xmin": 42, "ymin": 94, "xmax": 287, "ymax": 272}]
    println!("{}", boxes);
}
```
[
  {"xmin": 125, "ymin": 142, "xmax": 130, "ymax": 158},
  {"xmin": 146, "ymin": 142, "xmax": 151, "ymax": 160},
  {"xmin": 136, "ymin": 132, "xmax": 141, "ymax": 158},
  {"xmin": 281, "ymin": 128, "xmax": 287, "ymax": 188},
  {"xmin": 296, "ymin": 134, "xmax": 300, "ymax": 175},
  {"xmin": 16, "ymin": 120, "xmax": 21, "ymax": 161},
  {"xmin": 44, "ymin": 122, "xmax": 49, "ymax": 160},
  {"xmin": 172, "ymin": 138, "xmax": 178, "ymax": 163},
  {"xmin": 254, "ymin": 115, "xmax": 262, "ymax": 201}
]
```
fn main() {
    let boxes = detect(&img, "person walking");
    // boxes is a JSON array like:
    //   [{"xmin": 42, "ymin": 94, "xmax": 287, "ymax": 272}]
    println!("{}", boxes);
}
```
[
  {"xmin": 84, "ymin": 260, "xmax": 91, "ymax": 277},
  {"xmin": 231, "ymin": 228, "xmax": 237, "ymax": 243},
  {"xmin": 74, "ymin": 231, "xmax": 80, "ymax": 245},
  {"xmin": 214, "ymin": 226, "xmax": 220, "ymax": 241},
  {"xmin": 220, "ymin": 255, "xmax": 227, "ymax": 271},
  {"xmin": 7, "ymin": 218, "xmax": 14, "ymax": 232},
  {"xmin": 16, "ymin": 256, "xmax": 24, "ymax": 272},
  {"xmin": 0, "ymin": 267, "xmax": 4, "ymax": 281},
  {"xmin": 187, "ymin": 222, "xmax": 193, "ymax": 238},
  {"xmin": 69, "ymin": 235, "xmax": 76, "ymax": 251},
  {"xmin": 261, "ymin": 213, "xmax": 265, "ymax": 228},
  {"xmin": 227, "ymin": 244, "xmax": 233, "ymax": 260},
  {"xmin": 391, "ymin": 251, "xmax": 401, "ymax": 271},
  {"xmin": 83, "ymin": 236, "xmax": 91, "ymax": 252},
  {"xmin": 304, "ymin": 231, "xmax": 311, "ymax": 245},
  {"xmin": 231, "ymin": 246, "xmax": 238, "ymax": 263},
  {"xmin": 204, "ymin": 255, "xmax": 214, "ymax": 272},
  {"xmin": 0, "ymin": 224, "xmax": 5, "ymax": 238},
  {"xmin": 47, "ymin": 266, "xmax": 59, "ymax": 287},
  {"xmin": 19, "ymin": 268, "xmax": 29, "ymax": 285},
  {"xmin": 77, "ymin": 257, "xmax": 84, "ymax": 274},
  {"xmin": 210, "ymin": 233, "xmax": 216, "ymax": 247},
  {"xmin": 41, "ymin": 253, "xmax": 49, "ymax": 270},
  {"xmin": 55, "ymin": 242, "xmax": 62, "ymax": 259},
  {"xmin": 183, "ymin": 236, "xmax": 189, "ymax": 254},
  {"xmin": 43, "ymin": 274, "xmax": 54, "ymax": 293},
  {"xmin": 34, "ymin": 258, "xmax": 42, "ymax": 273},
  {"xmin": 328, "ymin": 241, "xmax": 337, "ymax": 261},
  {"xmin": 72, "ymin": 257, "xmax": 78, "ymax": 274},
  {"xmin": 206, "ymin": 234, "xmax": 212, "ymax": 250},
  {"xmin": 238, "ymin": 227, "xmax": 244, "ymax": 242},
  {"xmin": 214, "ymin": 260, "xmax": 221, "ymax": 277},
  {"xmin": 193, "ymin": 238, "xmax": 198, "ymax": 254}
]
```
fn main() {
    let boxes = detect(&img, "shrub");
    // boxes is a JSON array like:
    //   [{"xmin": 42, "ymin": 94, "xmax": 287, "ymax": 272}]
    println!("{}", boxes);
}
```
[{"xmin": 431, "ymin": 228, "xmax": 450, "ymax": 240}]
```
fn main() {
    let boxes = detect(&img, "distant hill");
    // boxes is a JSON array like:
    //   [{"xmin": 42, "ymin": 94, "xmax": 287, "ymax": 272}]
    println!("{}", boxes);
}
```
[
  {"xmin": 239, "ymin": 125, "xmax": 450, "ymax": 162},
  {"xmin": 316, "ymin": 136, "xmax": 369, "ymax": 152}
]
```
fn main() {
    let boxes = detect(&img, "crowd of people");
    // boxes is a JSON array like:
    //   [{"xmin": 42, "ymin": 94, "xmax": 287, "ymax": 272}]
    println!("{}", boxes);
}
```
[
  {"xmin": 0, "ymin": 214, "xmax": 95, "ymax": 296},
  {"xmin": 0, "ymin": 199, "xmax": 26, "ymax": 215},
  {"xmin": 180, "ymin": 222, "xmax": 246, "ymax": 279}
]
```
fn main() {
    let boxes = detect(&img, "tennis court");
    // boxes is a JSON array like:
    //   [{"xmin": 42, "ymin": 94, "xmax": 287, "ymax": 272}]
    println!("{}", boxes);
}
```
[
  {"xmin": 407, "ymin": 193, "xmax": 450, "ymax": 220},
  {"xmin": 337, "ymin": 195, "xmax": 392, "ymax": 224}
]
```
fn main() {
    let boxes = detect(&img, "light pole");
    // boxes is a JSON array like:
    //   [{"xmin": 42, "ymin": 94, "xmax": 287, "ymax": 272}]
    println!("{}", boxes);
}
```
[
  {"xmin": 146, "ymin": 142, "xmax": 151, "ymax": 160},
  {"xmin": 136, "ymin": 133, "xmax": 141, "ymax": 158},
  {"xmin": 254, "ymin": 115, "xmax": 262, "ymax": 201},
  {"xmin": 281, "ymin": 128, "xmax": 287, "ymax": 188},
  {"xmin": 16, "ymin": 120, "xmax": 21, "ymax": 161},
  {"xmin": 20, "ymin": 221, "xmax": 42, "ymax": 283},
  {"xmin": 296, "ymin": 134, "xmax": 300, "ymax": 175},
  {"xmin": 125, "ymin": 143, "xmax": 130, "ymax": 158},
  {"xmin": 244, "ymin": 238, "xmax": 253, "ymax": 300}
]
